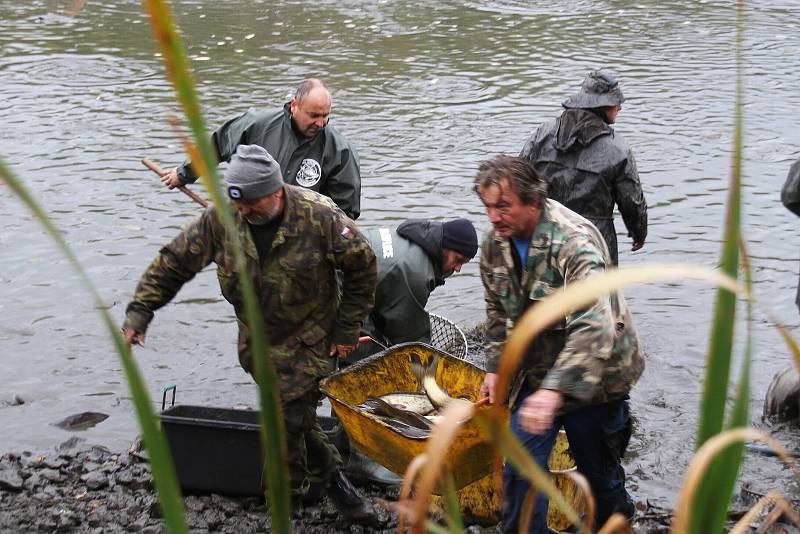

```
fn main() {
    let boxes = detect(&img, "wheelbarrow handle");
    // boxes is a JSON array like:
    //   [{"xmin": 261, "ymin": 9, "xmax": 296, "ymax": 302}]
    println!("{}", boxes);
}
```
[
  {"xmin": 161, "ymin": 384, "xmax": 177, "ymax": 411},
  {"xmin": 358, "ymin": 335, "xmax": 388, "ymax": 349}
]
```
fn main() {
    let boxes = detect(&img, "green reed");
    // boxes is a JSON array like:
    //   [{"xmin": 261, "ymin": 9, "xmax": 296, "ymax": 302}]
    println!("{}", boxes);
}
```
[
  {"xmin": 0, "ymin": 159, "xmax": 189, "ymax": 534},
  {"xmin": 142, "ymin": 1, "xmax": 291, "ymax": 531}
]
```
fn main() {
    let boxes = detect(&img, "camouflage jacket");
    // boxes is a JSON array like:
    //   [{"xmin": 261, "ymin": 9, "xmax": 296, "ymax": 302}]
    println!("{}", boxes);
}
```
[
  {"xmin": 177, "ymin": 103, "xmax": 361, "ymax": 219},
  {"xmin": 480, "ymin": 199, "xmax": 644, "ymax": 411},
  {"xmin": 520, "ymin": 108, "xmax": 647, "ymax": 265},
  {"xmin": 124, "ymin": 186, "xmax": 377, "ymax": 401}
]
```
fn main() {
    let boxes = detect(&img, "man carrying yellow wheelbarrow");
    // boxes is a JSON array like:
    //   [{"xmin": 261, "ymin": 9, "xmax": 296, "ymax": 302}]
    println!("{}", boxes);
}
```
[{"xmin": 474, "ymin": 155, "xmax": 645, "ymax": 533}]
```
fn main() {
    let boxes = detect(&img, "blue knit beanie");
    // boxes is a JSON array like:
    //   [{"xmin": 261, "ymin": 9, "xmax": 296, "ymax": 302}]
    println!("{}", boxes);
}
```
[{"xmin": 441, "ymin": 219, "xmax": 478, "ymax": 259}]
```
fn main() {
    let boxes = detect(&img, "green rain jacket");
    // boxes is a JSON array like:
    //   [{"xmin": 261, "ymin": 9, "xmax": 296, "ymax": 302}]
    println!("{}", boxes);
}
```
[
  {"xmin": 124, "ymin": 186, "xmax": 376, "ymax": 401},
  {"xmin": 177, "ymin": 103, "xmax": 362, "ymax": 219},
  {"xmin": 361, "ymin": 219, "xmax": 446, "ymax": 347},
  {"xmin": 480, "ymin": 199, "xmax": 644, "ymax": 411}
]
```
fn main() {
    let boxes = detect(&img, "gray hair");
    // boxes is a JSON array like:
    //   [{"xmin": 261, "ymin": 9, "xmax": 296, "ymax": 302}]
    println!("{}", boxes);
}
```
[
  {"xmin": 294, "ymin": 78, "xmax": 329, "ymax": 104},
  {"xmin": 473, "ymin": 155, "xmax": 547, "ymax": 206}
]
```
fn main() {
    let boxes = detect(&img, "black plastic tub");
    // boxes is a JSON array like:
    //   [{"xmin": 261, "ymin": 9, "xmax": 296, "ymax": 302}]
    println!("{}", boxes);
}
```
[
  {"xmin": 160, "ymin": 405, "xmax": 264, "ymax": 496},
  {"xmin": 159, "ymin": 404, "xmax": 344, "ymax": 496}
]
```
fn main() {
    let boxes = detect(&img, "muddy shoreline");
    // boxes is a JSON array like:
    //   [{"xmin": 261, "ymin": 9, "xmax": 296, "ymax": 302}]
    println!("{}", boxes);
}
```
[
  {"xmin": 3, "ymin": 436, "xmax": 796, "ymax": 533},
  {"xmin": 0, "ymin": 436, "xmax": 678, "ymax": 534}
]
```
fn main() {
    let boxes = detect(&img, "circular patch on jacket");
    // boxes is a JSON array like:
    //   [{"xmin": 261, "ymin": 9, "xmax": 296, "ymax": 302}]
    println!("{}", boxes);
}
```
[
  {"xmin": 295, "ymin": 158, "xmax": 322, "ymax": 188},
  {"xmin": 228, "ymin": 185, "xmax": 243, "ymax": 199}
]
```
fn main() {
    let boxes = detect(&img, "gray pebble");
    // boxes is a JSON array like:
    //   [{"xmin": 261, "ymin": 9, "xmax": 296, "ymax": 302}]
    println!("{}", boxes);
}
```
[
  {"xmin": 0, "ymin": 465, "xmax": 24, "ymax": 491},
  {"xmin": 81, "ymin": 471, "xmax": 109, "ymax": 490}
]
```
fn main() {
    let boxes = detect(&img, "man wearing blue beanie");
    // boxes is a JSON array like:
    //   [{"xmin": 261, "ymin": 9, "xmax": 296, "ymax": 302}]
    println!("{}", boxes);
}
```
[{"xmin": 345, "ymin": 217, "xmax": 479, "ymax": 361}]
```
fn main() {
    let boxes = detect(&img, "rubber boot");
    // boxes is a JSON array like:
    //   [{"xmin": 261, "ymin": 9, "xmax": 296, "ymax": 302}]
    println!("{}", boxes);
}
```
[
  {"xmin": 327, "ymin": 470, "xmax": 382, "ymax": 528},
  {"xmin": 346, "ymin": 450, "xmax": 403, "ymax": 486}
]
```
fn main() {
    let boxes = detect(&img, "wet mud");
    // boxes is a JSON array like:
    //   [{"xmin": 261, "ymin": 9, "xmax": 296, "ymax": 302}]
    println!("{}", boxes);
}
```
[{"xmin": 2, "ymin": 436, "xmax": 798, "ymax": 533}]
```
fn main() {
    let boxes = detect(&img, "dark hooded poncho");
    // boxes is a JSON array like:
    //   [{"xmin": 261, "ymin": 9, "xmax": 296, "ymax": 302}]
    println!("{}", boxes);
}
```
[{"xmin": 520, "ymin": 108, "xmax": 647, "ymax": 265}]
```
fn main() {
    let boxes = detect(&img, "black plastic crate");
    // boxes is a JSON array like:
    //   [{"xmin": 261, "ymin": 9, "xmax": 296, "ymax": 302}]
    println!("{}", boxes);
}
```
[
  {"xmin": 160, "ymin": 404, "xmax": 343, "ymax": 496},
  {"xmin": 160, "ymin": 405, "xmax": 264, "ymax": 496}
]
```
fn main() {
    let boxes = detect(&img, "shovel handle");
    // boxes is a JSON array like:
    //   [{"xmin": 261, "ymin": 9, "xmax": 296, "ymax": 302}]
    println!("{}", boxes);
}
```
[{"xmin": 142, "ymin": 158, "xmax": 208, "ymax": 208}]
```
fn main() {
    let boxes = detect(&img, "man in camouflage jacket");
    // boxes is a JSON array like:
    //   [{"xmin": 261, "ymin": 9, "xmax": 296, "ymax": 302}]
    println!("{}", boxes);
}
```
[
  {"xmin": 520, "ymin": 70, "xmax": 647, "ymax": 265},
  {"xmin": 124, "ymin": 145, "xmax": 379, "ymax": 526},
  {"xmin": 475, "ymin": 155, "xmax": 644, "ymax": 533}
]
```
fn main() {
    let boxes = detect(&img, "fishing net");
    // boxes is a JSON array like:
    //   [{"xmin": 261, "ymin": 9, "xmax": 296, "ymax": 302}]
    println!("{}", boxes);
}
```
[{"xmin": 429, "ymin": 313, "xmax": 468, "ymax": 360}]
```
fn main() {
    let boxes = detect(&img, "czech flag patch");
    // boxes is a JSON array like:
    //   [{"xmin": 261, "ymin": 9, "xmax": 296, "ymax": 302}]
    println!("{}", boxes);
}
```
[{"xmin": 340, "ymin": 226, "xmax": 352, "ymax": 239}]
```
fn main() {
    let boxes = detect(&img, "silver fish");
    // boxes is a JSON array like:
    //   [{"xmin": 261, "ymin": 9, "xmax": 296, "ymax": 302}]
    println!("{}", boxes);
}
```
[
  {"xmin": 378, "ymin": 392, "xmax": 435, "ymax": 415},
  {"xmin": 410, "ymin": 353, "xmax": 471, "ymax": 410},
  {"xmin": 357, "ymin": 397, "xmax": 434, "ymax": 439}
]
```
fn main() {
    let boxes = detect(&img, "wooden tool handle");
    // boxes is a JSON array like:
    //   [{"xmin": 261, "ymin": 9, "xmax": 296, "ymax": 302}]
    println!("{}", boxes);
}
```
[{"xmin": 142, "ymin": 158, "xmax": 208, "ymax": 208}]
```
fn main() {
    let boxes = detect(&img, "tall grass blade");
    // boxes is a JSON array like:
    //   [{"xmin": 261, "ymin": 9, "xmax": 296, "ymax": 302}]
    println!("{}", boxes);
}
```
[
  {"xmin": 728, "ymin": 491, "xmax": 800, "ymax": 534},
  {"xmin": 473, "ymin": 412, "xmax": 589, "ymax": 533},
  {"xmin": 696, "ymin": 0, "xmax": 746, "ymax": 449},
  {"xmin": 688, "ymin": 3, "xmax": 746, "ymax": 532},
  {"xmin": 440, "ymin": 470, "xmax": 465, "ymax": 533},
  {"xmin": 670, "ymin": 427, "xmax": 800, "ymax": 534},
  {"xmin": 0, "ymin": 159, "xmax": 188, "ymax": 534},
  {"xmin": 410, "ymin": 400, "xmax": 475, "ymax": 534},
  {"xmin": 691, "ymin": 243, "xmax": 754, "ymax": 533},
  {"xmin": 773, "ymin": 322, "xmax": 800, "ymax": 374},
  {"xmin": 398, "ymin": 454, "xmax": 428, "ymax": 532},
  {"xmin": 142, "ymin": 2, "xmax": 290, "ymax": 530},
  {"xmin": 596, "ymin": 513, "xmax": 633, "ymax": 534},
  {"xmin": 492, "ymin": 265, "xmax": 744, "ymax": 411}
]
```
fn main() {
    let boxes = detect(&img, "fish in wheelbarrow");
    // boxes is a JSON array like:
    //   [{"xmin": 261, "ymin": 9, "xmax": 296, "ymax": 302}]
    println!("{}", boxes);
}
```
[
  {"xmin": 376, "ymin": 392, "xmax": 435, "ymax": 415},
  {"xmin": 357, "ymin": 397, "xmax": 434, "ymax": 439},
  {"xmin": 411, "ymin": 352, "xmax": 472, "ymax": 410}
]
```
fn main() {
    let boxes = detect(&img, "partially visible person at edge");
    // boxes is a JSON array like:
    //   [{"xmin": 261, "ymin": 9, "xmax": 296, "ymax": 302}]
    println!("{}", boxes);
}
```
[
  {"xmin": 162, "ymin": 78, "xmax": 362, "ymax": 219},
  {"xmin": 763, "ymin": 158, "xmax": 800, "ymax": 422},
  {"xmin": 520, "ymin": 70, "xmax": 647, "ymax": 266},
  {"xmin": 123, "ymin": 145, "xmax": 380, "ymax": 527},
  {"xmin": 344, "ymin": 217, "xmax": 479, "ymax": 363},
  {"xmin": 475, "ymin": 155, "xmax": 644, "ymax": 533}
]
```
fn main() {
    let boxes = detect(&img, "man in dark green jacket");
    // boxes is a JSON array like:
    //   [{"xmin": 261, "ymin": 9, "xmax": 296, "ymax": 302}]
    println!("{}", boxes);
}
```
[
  {"xmin": 353, "ymin": 218, "xmax": 478, "ymax": 357},
  {"xmin": 520, "ymin": 70, "xmax": 647, "ymax": 265},
  {"xmin": 125, "ymin": 145, "xmax": 379, "ymax": 526},
  {"xmin": 162, "ymin": 79, "xmax": 362, "ymax": 219}
]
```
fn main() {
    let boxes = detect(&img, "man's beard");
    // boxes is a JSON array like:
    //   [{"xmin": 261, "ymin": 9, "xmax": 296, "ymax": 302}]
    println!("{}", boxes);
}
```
[{"xmin": 246, "ymin": 207, "xmax": 280, "ymax": 226}]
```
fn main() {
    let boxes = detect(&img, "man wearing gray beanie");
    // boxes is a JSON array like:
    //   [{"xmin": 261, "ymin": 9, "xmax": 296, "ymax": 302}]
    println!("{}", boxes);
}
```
[{"xmin": 123, "ymin": 144, "xmax": 381, "ymax": 526}]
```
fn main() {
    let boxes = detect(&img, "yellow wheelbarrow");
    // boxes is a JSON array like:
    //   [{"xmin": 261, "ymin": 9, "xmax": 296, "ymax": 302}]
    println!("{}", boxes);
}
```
[{"xmin": 319, "ymin": 342, "xmax": 584, "ymax": 529}]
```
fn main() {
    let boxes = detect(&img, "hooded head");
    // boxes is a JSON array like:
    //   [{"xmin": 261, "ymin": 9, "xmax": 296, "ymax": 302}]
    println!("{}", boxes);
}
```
[
  {"xmin": 562, "ymin": 70, "xmax": 625, "ymax": 110},
  {"xmin": 397, "ymin": 218, "xmax": 478, "ymax": 281}
]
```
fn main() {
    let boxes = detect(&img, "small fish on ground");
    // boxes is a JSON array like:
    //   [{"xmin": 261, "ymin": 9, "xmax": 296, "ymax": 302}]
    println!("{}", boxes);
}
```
[{"xmin": 52, "ymin": 412, "xmax": 109, "ymax": 431}]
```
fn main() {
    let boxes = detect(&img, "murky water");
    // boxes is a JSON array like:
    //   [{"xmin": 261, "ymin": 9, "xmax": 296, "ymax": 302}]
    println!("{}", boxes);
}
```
[{"xmin": 2, "ymin": 0, "xmax": 799, "ymax": 509}]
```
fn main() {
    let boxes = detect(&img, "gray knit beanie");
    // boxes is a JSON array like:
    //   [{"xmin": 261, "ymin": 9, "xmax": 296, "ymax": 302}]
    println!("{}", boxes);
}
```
[{"xmin": 225, "ymin": 145, "xmax": 284, "ymax": 200}]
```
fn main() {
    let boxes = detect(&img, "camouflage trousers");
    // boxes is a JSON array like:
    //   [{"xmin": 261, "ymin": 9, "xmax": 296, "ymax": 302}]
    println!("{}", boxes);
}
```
[{"xmin": 283, "ymin": 388, "xmax": 343, "ymax": 497}]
